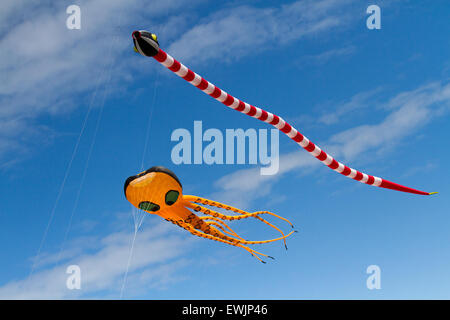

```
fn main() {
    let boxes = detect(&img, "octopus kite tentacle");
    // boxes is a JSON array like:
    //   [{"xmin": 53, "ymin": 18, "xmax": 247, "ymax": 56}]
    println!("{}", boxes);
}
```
[
  {"xmin": 183, "ymin": 195, "xmax": 295, "ymax": 228},
  {"xmin": 253, "ymin": 215, "xmax": 291, "ymax": 250},
  {"xmin": 175, "ymin": 219, "xmax": 273, "ymax": 263},
  {"xmin": 184, "ymin": 202, "xmax": 296, "ymax": 245},
  {"xmin": 183, "ymin": 195, "xmax": 294, "ymax": 249},
  {"xmin": 198, "ymin": 217, "xmax": 246, "ymax": 241},
  {"xmin": 201, "ymin": 214, "xmax": 290, "ymax": 249},
  {"xmin": 132, "ymin": 31, "xmax": 437, "ymax": 196},
  {"xmin": 203, "ymin": 221, "xmax": 244, "ymax": 240}
]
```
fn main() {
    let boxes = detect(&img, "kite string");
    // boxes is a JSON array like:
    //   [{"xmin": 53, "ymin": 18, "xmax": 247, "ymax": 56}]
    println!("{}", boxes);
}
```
[
  {"xmin": 119, "ymin": 71, "xmax": 160, "ymax": 299},
  {"xmin": 27, "ymin": 52, "xmax": 108, "ymax": 281},
  {"xmin": 55, "ymin": 67, "xmax": 112, "ymax": 266},
  {"xmin": 120, "ymin": 18, "xmax": 168, "ymax": 299},
  {"xmin": 119, "ymin": 218, "xmax": 138, "ymax": 299},
  {"xmin": 134, "ymin": 73, "xmax": 160, "ymax": 230},
  {"xmin": 50, "ymin": 11, "xmax": 120, "ymax": 269},
  {"xmin": 139, "ymin": 76, "xmax": 159, "ymax": 171}
]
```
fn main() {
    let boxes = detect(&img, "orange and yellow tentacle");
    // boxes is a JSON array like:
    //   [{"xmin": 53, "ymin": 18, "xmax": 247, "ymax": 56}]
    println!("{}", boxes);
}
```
[
  {"xmin": 172, "ymin": 218, "xmax": 273, "ymax": 263},
  {"xmin": 202, "ymin": 214, "xmax": 289, "ymax": 249},
  {"xmin": 206, "ymin": 221, "xmax": 245, "ymax": 241},
  {"xmin": 184, "ymin": 202, "xmax": 296, "ymax": 245},
  {"xmin": 253, "ymin": 215, "xmax": 289, "ymax": 250},
  {"xmin": 199, "ymin": 216, "xmax": 245, "ymax": 241},
  {"xmin": 183, "ymin": 195, "xmax": 294, "ymax": 228}
]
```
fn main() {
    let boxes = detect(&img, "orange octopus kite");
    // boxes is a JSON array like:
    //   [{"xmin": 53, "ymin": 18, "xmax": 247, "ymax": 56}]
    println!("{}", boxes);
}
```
[{"xmin": 124, "ymin": 166, "xmax": 296, "ymax": 263}]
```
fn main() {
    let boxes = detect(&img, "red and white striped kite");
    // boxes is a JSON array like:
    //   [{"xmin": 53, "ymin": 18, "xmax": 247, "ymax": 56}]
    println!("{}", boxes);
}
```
[{"xmin": 132, "ymin": 30, "xmax": 436, "ymax": 196}]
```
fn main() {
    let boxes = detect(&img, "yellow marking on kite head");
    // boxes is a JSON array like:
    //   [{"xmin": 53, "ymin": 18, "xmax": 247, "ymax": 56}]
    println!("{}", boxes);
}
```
[
  {"xmin": 429, "ymin": 192, "xmax": 438, "ymax": 195},
  {"xmin": 133, "ymin": 46, "xmax": 138, "ymax": 53}
]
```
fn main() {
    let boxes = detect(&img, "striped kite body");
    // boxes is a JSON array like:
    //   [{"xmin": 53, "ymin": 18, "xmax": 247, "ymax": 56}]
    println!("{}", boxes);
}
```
[{"xmin": 132, "ymin": 30, "xmax": 434, "ymax": 196}]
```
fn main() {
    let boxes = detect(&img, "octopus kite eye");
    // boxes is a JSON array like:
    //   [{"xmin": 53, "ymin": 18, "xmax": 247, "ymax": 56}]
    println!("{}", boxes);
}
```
[
  {"xmin": 138, "ymin": 201, "xmax": 160, "ymax": 212},
  {"xmin": 165, "ymin": 190, "xmax": 179, "ymax": 205}
]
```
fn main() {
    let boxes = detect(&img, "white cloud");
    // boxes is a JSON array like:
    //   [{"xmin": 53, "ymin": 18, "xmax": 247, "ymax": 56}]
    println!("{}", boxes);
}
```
[
  {"xmin": 301, "ymin": 45, "xmax": 356, "ymax": 67},
  {"xmin": 0, "ymin": 220, "xmax": 193, "ymax": 299},
  {"xmin": 317, "ymin": 88, "xmax": 382, "ymax": 125},
  {"xmin": 168, "ymin": 0, "xmax": 355, "ymax": 65},
  {"xmin": 0, "ymin": 0, "xmax": 197, "ymax": 165}
]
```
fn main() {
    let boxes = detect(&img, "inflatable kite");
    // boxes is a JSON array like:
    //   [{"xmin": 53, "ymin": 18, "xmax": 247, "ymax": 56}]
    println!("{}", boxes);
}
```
[
  {"xmin": 132, "ymin": 30, "xmax": 437, "ymax": 196},
  {"xmin": 124, "ymin": 166, "xmax": 296, "ymax": 263}
]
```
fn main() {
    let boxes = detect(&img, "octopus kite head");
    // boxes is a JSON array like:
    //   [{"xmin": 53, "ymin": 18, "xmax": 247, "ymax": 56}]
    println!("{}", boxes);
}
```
[
  {"xmin": 124, "ymin": 166, "xmax": 182, "ymax": 214},
  {"xmin": 132, "ymin": 30, "xmax": 159, "ymax": 57}
]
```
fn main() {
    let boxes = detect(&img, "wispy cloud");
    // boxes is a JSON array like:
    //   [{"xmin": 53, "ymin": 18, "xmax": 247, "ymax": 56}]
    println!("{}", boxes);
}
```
[
  {"xmin": 0, "ymin": 220, "xmax": 192, "ymax": 299},
  {"xmin": 317, "ymin": 88, "xmax": 382, "ymax": 125},
  {"xmin": 210, "ymin": 80, "xmax": 450, "ymax": 208},
  {"xmin": 0, "ymin": 0, "xmax": 197, "ymax": 165},
  {"xmin": 301, "ymin": 45, "xmax": 356, "ymax": 67},
  {"xmin": 168, "ymin": 0, "xmax": 355, "ymax": 65}
]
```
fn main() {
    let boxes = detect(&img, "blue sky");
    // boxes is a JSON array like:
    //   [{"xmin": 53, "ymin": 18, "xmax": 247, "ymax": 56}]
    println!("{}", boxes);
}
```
[{"xmin": 0, "ymin": 0, "xmax": 449, "ymax": 299}]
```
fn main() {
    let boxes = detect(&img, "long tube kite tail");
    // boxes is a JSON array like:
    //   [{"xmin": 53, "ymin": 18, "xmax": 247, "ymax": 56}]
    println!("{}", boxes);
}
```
[{"xmin": 132, "ymin": 30, "xmax": 435, "ymax": 196}]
